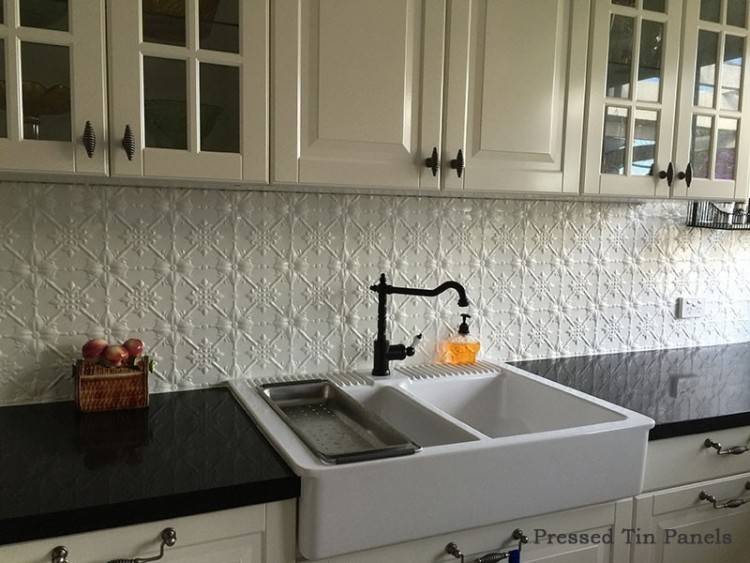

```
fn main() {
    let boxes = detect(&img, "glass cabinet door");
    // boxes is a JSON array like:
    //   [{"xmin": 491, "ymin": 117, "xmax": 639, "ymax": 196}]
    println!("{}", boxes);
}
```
[
  {"xmin": 0, "ymin": 0, "xmax": 107, "ymax": 174},
  {"xmin": 584, "ymin": 0, "xmax": 684, "ymax": 196},
  {"xmin": 674, "ymin": 0, "xmax": 750, "ymax": 198},
  {"xmin": 108, "ymin": 0, "xmax": 267, "ymax": 181}
]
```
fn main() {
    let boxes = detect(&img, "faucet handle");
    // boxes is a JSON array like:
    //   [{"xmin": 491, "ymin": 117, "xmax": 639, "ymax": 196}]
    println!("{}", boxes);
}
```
[{"xmin": 406, "ymin": 334, "xmax": 423, "ymax": 356}]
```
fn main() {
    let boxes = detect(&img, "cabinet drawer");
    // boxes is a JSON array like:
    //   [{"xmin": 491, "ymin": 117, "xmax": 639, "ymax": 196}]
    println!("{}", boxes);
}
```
[
  {"xmin": 0, "ymin": 504, "xmax": 268, "ymax": 563},
  {"xmin": 312, "ymin": 500, "xmax": 632, "ymax": 563},
  {"xmin": 644, "ymin": 425, "xmax": 750, "ymax": 491}
]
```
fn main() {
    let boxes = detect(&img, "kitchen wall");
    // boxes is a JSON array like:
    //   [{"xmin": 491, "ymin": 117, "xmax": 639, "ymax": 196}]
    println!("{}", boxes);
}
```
[{"xmin": 1, "ymin": 181, "xmax": 749, "ymax": 405}]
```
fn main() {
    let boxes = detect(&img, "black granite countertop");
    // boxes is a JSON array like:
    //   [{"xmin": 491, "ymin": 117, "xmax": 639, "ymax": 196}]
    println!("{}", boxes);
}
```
[
  {"xmin": 510, "ymin": 342, "xmax": 750, "ymax": 440},
  {"xmin": 0, "ymin": 387, "xmax": 300, "ymax": 546}
]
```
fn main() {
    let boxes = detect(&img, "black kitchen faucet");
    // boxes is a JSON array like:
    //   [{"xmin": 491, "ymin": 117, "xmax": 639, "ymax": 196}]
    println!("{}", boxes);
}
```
[{"xmin": 369, "ymin": 273, "xmax": 470, "ymax": 376}]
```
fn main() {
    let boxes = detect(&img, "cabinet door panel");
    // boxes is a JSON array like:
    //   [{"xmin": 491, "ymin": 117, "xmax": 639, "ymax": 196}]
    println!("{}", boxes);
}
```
[
  {"xmin": 633, "ymin": 471, "xmax": 750, "ymax": 563},
  {"xmin": 0, "ymin": 0, "xmax": 107, "ymax": 175},
  {"xmin": 108, "ymin": 0, "xmax": 267, "ymax": 182},
  {"xmin": 584, "ymin": 0, "xmax": 683, "ymax": 197},
  {"xmin": 273, "ymin": 0, "xmax": 445, "ymax": 190},
  {"xmin": 673, "ymin": 0, "xmax": 750, "ymax": 199},
  {"xmin": 443, "ymin": 0, "xmax": 588, "ymax": 193}
]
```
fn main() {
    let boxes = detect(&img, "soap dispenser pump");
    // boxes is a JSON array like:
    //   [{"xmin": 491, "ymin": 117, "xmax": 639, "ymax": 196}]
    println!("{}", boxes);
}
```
[{"xmin": 438, "ymin": 314, "xmax": 480, "ymax": 365}]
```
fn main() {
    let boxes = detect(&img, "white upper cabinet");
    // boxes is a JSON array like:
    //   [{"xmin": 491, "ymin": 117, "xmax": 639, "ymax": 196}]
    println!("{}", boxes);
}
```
[
  {"xmin": 107, "ymin": 0, "xmax": 268, "ymax": 182},
  {"xmin": 0, "ymin": 0, "xmax": 107, "ymax": 175},
  {"xmin": 442, "ymin": 0, "xmax": 590, "ymax": 194},
  {"xmin": 585, "ymin": 0, "xmax": 683, "ymax": 198},
  {"xmin": 272, "ymin": 0, "xmax": 446, "ymax": 190},
  {"xmin": 673, "ymin": 0, "xmax": 750, "ymax": 199},
  {"xmin": 585, "ymin": 0, "xmax": 750, "ymax": 200}
]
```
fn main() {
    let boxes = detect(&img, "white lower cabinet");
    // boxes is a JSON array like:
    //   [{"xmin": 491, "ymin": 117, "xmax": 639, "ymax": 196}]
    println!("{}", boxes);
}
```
[
  {"xmin": 0, "ymin": 501, "xmax": 295, "ymax": 563},
  {"xmin": 632, "ymin": 471, "xmax": 750, "ymax": 563},
  {"xmin": 304, "ymin": 499, "xmax": 634, "ymax": 563}
]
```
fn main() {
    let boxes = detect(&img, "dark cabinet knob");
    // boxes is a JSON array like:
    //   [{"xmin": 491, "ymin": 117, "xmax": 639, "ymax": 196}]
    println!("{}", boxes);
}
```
[
  {"xmin": 122, "ymin": 124, "xmax": 136, "ymax": 161},
  {"xmin": 424, "ymin": 146, "xmax": 439, "ymax": 176},
  {"xmin": 658, "ymin": 162, "xmax": 674, "ymax": 186},
  {"xmin": 450, "ymin": 149, "xmax": 464, "ymax": 179},
  {"xmin": 82, "ymin": 121, "xmax": 96, "ymax": 158},
  {"xmin": 677, "ymin": 162, "xmax": 693, "ymax": 188},
  {"xmin": 51, "ymin": 546, "xmax": 70, "ymax": 563}
]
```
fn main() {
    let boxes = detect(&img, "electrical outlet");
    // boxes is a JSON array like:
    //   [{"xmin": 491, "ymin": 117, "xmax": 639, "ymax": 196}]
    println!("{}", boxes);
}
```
[{"xmin": 676, "ymin": 297, "xmax": 705, "ymax": 319}]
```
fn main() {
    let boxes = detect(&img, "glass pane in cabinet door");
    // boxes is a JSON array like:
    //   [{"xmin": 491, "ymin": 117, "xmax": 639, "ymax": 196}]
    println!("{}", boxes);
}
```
[
  {"xmin": 612, "ymin": 0, "xmax": 635, "ymax": 6},
  {"xmin": 21, "ymin": 42, "xmax": 70, "ymax": 141},
  {"xmin": 694, "ymin": 30, "xmax": 719, "ymax": 107},
  {"xmin": 721, "ymin": 35, "xmax": 744, "ymax": 110},
  {"xmin": 700, "ymin": 0, "xmax": 721, "ymax": 22},
  {"xmin": 20, "ymin": 0, "xmax": 68, "ymax": 31},
  {"xmin": 200, "ymin": 0, "xmax": 239, "ymax": 53},
  {"xmin": 716, "ymin": 118, "xmax": 738, "ymax": 179},
  {"xmin": 632, "ymin": 109, "xmax": 658, "ymax": 176},
  {"xmin": 0, "ymin": 40, "xmax": 6, "ymax": 137},
  {"xmin": 200, "ymin": 63, "xmax": 239, "ymax": 152},
  {"xmin": 607, "ymin": 15, "xmax": 634, "ymax": 99},
  {"xmin": 143, "ymin": 0, "xmax": 186, "ymax": 46},
  {"xmin": 728, "ymin": 0, "xmax": 748, "ymax": 27},
  {"xmin": 638, "ymin": 20, "xmax": 663, "ymax": 102},
  {"xmin": 691, "ymin": 115, "xmax": 713, "ymax": 178},
  {"xmin": 643, "ymin": 0, "xmax": 666, "ymax": 12},
  {"xmin": 602, "ymin": 106, "xmax": 629, "ymax": 175},
  {"xmin": 143, "ymin": 56, "xmax": 187, "ymax": 150}
]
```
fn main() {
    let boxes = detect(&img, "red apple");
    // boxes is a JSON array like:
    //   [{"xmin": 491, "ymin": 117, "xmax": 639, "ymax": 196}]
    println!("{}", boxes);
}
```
[
  {"xmin": 82, "ymin": 338, "xmax": 108, "ymax": 360},
  {"xmin": 123, "ymin": 338, "xmax": 144, "ymax": 358},
  {"xmin": 102, "ymin": 345, "xmax": 129, "ymax": 368}
]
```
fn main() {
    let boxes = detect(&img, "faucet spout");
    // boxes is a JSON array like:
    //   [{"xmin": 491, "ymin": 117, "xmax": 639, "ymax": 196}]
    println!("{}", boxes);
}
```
[{"xmin": 369, "ymin": 274, "xmax": 471, "ymax": 376}]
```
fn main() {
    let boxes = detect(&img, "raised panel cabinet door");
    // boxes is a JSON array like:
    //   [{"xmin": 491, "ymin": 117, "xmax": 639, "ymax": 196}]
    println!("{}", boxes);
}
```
[
  {"xmin": 673, "ymin": 0, "xmax": 750, "ymax": 199},
  {"xmin": 442, "ymin": 0, "xmax": 589, "ymax": 194},
  {"xmin": 272, "ymin": 0, "xmax": 445, "ymax": 190},
  {"xmin": 107, "ymin": 0, "xmax": 268, "ymax": 182},
  {"xmin": 0, "ymin": 0, "xmax": 107, "ymax": 174},
  {"xmin": 632, "ymin": 471, "xmax": 750, "ymax": 563},
  {"xmin": 583, "ymin": 0, "xmax": 683, "ymax": 197}
]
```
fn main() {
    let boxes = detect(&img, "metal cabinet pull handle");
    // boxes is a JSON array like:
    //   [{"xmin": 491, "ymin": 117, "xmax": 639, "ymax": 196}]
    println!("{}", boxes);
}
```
[
  {"xmin": 82, "ymin": 121, "xmax": 96, "ymax": 158},
  {"xmin": 677, "ymin": 162, "xmax": 693, "ymax": 188},
  {"xmin": 424, "ymin": 146, "xmax": 439, "ymax": 177},
  {"xmin": 704, "ymin": 438, "xmax": 749, "ymax": 456},
  {"xmin": 446, "ymin": 529, "xmax": 528, "ymax": 563},
  {"xmin": 51, "ymin": 546, "xmax": 70, "ymax": 563},
  {"xmin": 107, "ymin": 528, "xmax": 177, "ymax": 563},
  {"xmin": 658, "ymin": 162, "xmax": 674, "ymax": 186},
  {"xmin": 450, "ymin": 148, "xmax": 464, "ymax": 178},
  {"xmin": 122, "ymin": 124, "xmax": 136, "ymax": 161},
  {"xmin": 699, "ymin": 482, "xmax": 750, "ymax": 509}
]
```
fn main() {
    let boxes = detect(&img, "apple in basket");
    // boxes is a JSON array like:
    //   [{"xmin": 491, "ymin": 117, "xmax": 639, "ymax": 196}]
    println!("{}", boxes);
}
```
[
  {"xmin": 81, "ymin": 338, "xmax": 109, "ymax": 361},
  {"xmin": 123, "ymin": 338, "xmax": 144, "ymax": 359},
  {"xmin": 102, "ymin": 345, "xmax": 129, "ymax": 368}
]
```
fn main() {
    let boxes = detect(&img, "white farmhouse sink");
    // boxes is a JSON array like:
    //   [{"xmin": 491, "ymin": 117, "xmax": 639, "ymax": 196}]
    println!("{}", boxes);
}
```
[{"xmin": 231, "ymin": 362, "xmax": 653, "ymax": 560}]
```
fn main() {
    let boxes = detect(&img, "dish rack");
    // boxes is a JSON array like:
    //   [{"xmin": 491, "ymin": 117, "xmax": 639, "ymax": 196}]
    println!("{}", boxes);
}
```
[{"xmin": 686, "ymin": 201, "xmax": 750, "ymax": 230}]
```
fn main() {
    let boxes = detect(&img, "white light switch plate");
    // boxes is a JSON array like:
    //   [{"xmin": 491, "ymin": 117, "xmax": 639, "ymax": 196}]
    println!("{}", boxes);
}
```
[{"xmin": 676, "ymin": 297, "xmax": 705, "ymax": 319}]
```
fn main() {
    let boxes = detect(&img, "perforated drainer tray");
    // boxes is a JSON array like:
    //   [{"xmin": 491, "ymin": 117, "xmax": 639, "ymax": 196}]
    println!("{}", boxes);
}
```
[{"xmin": 258, "ymin": 379, "xmax": 420, "ymax": 464}]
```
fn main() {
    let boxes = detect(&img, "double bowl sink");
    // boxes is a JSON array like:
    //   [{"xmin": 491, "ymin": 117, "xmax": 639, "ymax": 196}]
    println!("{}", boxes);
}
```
[{"xmin": 232, "ymin": 362, "xmax": 654, "ymax": 559}]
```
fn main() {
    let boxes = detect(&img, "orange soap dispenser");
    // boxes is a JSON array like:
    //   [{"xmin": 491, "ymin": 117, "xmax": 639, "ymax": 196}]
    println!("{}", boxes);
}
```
[{"xmin": 438, "ymin": 314, "xmax": 480, "ymax": 365}]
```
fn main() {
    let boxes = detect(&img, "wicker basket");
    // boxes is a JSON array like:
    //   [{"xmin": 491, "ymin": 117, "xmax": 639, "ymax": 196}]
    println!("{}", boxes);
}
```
[{"xmin": 74, "ymin": 357, "xmax": 150, "ymax": 413}]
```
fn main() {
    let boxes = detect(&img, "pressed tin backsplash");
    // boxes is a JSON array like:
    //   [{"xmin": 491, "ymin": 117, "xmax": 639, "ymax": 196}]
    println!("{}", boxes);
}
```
[{"xmin": 1, "ymin": 182, "xmax": 750, "ymax": 405}]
